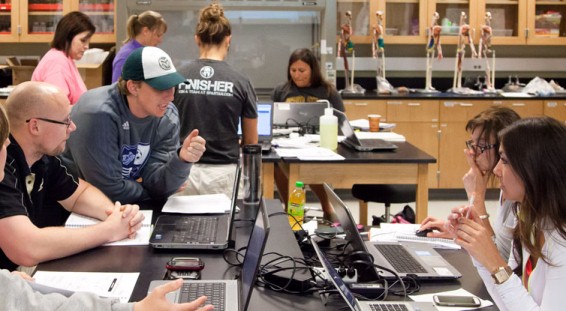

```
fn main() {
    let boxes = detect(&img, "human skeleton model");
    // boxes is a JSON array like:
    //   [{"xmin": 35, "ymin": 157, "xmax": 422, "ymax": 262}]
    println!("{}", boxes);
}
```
[
  {"xmin": 337, "ymin": 11, "xmax": 354, "ymax": 92},
  {"xmin": 372, "ymin": 11, "xmax": 394, "ymax": 94},
  {"xmin": 478, "ymin": 12, "xmax": 496, "ymax": 91},
  {"xmin": 372, "ymin": 11, "xmax": 386, "ymax": 79},
  {"xmin": 424, "ymin": 12, "xmax": 443, "ymax": 92},
  {"xmin": 452, "ymin": 12, "xmax": 477, "ymax": 90}
]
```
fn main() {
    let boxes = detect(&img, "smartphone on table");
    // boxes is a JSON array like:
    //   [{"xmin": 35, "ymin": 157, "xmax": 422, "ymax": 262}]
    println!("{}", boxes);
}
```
[
  {"xmin": 433, "ymin": 295, "xmax": 481, "ymax": 307},
  {"xmin": 166, "ymin": 257, "xmax": 205, "ymax": 271}
]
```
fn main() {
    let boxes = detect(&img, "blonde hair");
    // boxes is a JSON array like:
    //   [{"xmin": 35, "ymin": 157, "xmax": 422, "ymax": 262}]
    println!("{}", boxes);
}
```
[
  {"xmin": 196, "ymin": 3, "xmax": 231, "ymax": 45},
  {"xmin": 124, "ymin": 10, "xmax": 167, "ymax": 44}
]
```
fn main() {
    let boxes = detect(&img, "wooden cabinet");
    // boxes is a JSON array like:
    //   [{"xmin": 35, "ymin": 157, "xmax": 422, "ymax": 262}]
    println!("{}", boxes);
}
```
[
  {"xmin": 343, "ymin": 99, "xmax": 387, "ymax": 121},
  {"xmin": 344, "ymin": 97, "xmax": 557, "ymax": 189},
  {"xmin": 544, "ymin": 100, "xmax": 566, "ymax": 123},
  {"xmin": 336, "ymin": 0, "xmax": 378, "ymax": 44},
  {"xmin": 386, "ymin": 100, "xmax": 440, "ymax": 188},
  {"xmin": 376, "ymin": 0, "xmax": 427, "ymax": 45},
  {"xmin": 0, "ymin": 0, "xmax": 114, "ymax": 43},
  {"xmin": 526, "ymin": 0, "xmax": 566, "ymax": 45}
]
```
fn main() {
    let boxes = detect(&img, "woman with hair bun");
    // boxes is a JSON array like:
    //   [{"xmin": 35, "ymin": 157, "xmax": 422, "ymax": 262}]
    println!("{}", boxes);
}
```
[
  {"xmin": 173, "ymin": 3, "xmax": 257, "ymax": 198},
  {"xmin": 112, "ymin": 10, "xmax": 167, "ymax": 83}
]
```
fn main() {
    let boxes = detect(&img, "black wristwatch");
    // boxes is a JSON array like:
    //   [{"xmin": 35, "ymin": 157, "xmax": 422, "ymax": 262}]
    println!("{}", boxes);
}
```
[{"xmin": 491, "ymin": 266, "xmax": 513, "ymax": 285}]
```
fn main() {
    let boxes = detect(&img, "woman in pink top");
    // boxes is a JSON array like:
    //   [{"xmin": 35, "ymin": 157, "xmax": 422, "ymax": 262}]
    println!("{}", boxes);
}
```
[{"xmin": 32, "ymin": 11, "xmax": 95, "ymax": 105}]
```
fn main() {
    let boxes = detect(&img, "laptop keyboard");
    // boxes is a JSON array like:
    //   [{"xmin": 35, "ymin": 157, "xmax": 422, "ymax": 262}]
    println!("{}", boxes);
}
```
[
  {"xmin": 180, "ymin": 282, "xmax": 226, "ymax": 310},
  {"xmin": 173, "ymin": 217, "xmax": 219, "ymax": 243},
  {"xmin": 374, "ymin": 244, "xmax": 427, "ymax": 274},
  {"xmin": 369, "ymin": 303, "xmax": 409, "ymax": 311}
]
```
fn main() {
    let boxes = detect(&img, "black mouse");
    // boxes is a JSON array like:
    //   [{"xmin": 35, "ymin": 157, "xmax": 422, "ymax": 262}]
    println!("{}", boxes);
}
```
[{"xmin": 415, "ymin": 228, "xmax": 433, "ymax": 237}]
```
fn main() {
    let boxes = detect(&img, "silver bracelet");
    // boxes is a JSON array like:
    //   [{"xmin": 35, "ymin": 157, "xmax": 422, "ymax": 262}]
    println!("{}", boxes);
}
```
[{"xmin": 479, "ymin": 213, "xmax": 490, "ymax": 220}]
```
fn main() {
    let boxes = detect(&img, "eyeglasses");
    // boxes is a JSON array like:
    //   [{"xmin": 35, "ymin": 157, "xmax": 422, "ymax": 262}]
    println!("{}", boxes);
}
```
[
  {"xmin": 465, "ymin": 140, "xmax": 498, "ymax": 154},
  {"xmin": 26, "ymin": 117, "xmax": 72, "ymax": 129}
]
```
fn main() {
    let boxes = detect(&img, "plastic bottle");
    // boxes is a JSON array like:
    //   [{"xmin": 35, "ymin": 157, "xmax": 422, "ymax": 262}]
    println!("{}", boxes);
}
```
[
  {"xmin": 319, "ymin": 108, "xmax": 338, "ymax": 150},
  {"xmin": 288, "ymin": 181, "xmax": 305, "ymax": 231}
]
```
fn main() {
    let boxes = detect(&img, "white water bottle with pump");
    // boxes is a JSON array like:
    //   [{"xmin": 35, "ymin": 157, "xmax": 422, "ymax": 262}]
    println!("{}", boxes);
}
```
[{"xmin": 319, "ymin": 108, "xmax": 338, "ymax": 150}]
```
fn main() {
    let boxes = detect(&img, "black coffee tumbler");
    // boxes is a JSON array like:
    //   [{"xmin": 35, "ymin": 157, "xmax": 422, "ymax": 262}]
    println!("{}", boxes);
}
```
[{"xmin": 242, "ymin": 144, "xmax": 262, "ymax": 220}]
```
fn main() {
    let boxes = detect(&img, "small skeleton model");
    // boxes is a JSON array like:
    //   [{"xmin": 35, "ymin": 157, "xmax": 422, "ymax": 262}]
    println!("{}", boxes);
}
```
[
  {"xmin": 337, "ymin": 11, "xmax": 353, "ymax": 92},
  {"xmin": 452, "ymin": 12, "xmax": 477, "ymax": 90},
  {"xmin": 372, "ymin": 11, "xmax": 394, "ymax": 94},
  {"xmin": 424, "ymin": 12, "xmax": 443, "ymax": 92},
  {"xmin": 338, "ymin": 11, "xmax": 365, "ymax": 94},
  {"xmin": 478, "ymin": 12, "xmax": 496, "ymax": 91}
]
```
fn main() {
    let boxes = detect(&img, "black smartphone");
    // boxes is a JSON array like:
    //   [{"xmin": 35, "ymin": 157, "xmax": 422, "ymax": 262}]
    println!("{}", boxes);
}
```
[
  {"xmin": 166, "ymin": 257, "xmax": 205, "ymax": 271},
  {"xmin": 169, "ymin": 270, "xmax": 201, "ymax": 280},
  {"xmin": 433, "ymin": 295, "xmax": 481, "ymax": 307}
]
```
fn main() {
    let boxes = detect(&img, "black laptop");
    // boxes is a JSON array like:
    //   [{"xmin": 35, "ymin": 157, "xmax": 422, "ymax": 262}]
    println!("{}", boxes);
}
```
[
  {"xmin": 148, "ymin": 198, "xmax": 270, "ymax": 311},
  {"xmin": 273, "ymin": 102, "xmax": 327, "ymax": 130},
  {"xmin": 323, "ymin": 183, "xmax": 461, "ymax": 280},
  {"xmin": 333, "ymin": 109, "xmax": 398, "ymax": 151},
  {"xmin": 149, "ymin": 165, "xmax": 241, "ymax": 250}
]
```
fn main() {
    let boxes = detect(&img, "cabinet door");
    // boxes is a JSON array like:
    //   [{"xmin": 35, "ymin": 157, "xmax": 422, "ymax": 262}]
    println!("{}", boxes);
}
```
[
  {"xmin": 440, "ymin": 100, "xmax": 493, "ymax": 122},
  {"xmin": 491, "ymin": 99, "xmax": 544, "ymax": 117},
  {"xmin": 71, "ymin": 0, "xmax": 115, "ymax": 43},
  {"xmin": 386, "ymin": 100, "xmax": 439, "ymax": 122},
  {"xmin": 527, "ymin": 0, "xmax": 566, "ymax": 45},
  {"xmin": 376, "ymin": 0, "xmax": 427, "ymax": 44},
  {"xmin": 544, "ymin": 100, "xmax": 566, "ymax": 123},
  {"xmin": 438, "ymin": 122, "xmax": 469, "ymax": 188},
  {"xmin": 394, "ymin": 122, "xmax": 440, "ymax": 188},
  {"xmin": 477, "ymin": 0, "xmax": 526, "ymax": 45},
  {"xmin": 0, "ymin": 1, "xmax": 19, "ymax": 42},
  {"xmin": 337, "ymin": 0, "xmax": 376, "ymax": 44},
  {"xmin": 428, "ymin": 0, "xmax": 478, "ymax": 45},
  {"xmin": 343, "ymin": 100, "xmax": 387, "ymax": 121},
  {"xmin": 20, "ymin": 0, "xmax": 72, "ymax": 42}
]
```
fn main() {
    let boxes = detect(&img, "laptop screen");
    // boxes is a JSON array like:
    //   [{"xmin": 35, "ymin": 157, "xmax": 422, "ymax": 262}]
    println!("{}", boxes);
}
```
[
  {"xmin": 312, "ymin": 240, "xmax": 359, "ymax": 310},
  {"xmin": 238, "ymin": 103, "xmax": 273, "ymax": 137},
  {"xmin": 240, "ymin": 199, "xmax": 270, "ymax": 311}
]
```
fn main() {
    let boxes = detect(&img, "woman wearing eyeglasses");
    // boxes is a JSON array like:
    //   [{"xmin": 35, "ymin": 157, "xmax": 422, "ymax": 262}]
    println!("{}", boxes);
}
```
[{"xmin": 420, "ymin": 107, "xmax": 520, "ymax": 261}]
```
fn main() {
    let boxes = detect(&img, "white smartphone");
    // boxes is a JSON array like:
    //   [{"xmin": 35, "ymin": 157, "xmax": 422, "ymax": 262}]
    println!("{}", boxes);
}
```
[{"xmin": 433, "ymin": 295, "xmax": 481, "ymax": 307}]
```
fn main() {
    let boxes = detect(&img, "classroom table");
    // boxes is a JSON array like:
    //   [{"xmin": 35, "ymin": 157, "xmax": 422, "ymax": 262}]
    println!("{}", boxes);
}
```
[
  {"xmin": 36, "ymin": 199, "xmax": 495, "ymax": 310},
  {"xmin": 274, "ymin": 142, "xmax": 436, "ymax": 224}
]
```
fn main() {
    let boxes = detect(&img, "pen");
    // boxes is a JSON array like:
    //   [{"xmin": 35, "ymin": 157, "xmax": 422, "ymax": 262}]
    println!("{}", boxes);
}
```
[{"xmin": 108, "ymin": 278, "xmax": 117, "ymax": 292}]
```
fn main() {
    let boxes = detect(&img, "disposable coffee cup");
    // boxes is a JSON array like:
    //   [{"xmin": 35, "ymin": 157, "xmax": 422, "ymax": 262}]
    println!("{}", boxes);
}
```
[{"xmin": 368, "ymin": 114, "xmax": 381, "ymax": 132}]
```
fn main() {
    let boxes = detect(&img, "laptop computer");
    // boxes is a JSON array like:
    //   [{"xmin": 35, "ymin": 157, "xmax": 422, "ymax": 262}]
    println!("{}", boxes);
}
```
[
  {"xmin": 273, "ymin": 102, "xmax": 327, "ymax": 131},
  {"xmin": 311, "ymin": 238, "xmax": 437, "ymax": 311},
  {"xmin": 238, "ymin": 102, "xmax": 273, "ymax": 153},
  {"xmin": 333, "ymin": 109, "xmax": 398, "ymax": 152},
  {"xmin": 148, "ymin": 198, "xmax": 270, "ymax": 311},
  {"xmin": 323, "ymin": 183, "xmax": 462, "ymax": 280},
  {"xmin": 149, "ymin": 164, "xmax": 241, "ymax": 250}
]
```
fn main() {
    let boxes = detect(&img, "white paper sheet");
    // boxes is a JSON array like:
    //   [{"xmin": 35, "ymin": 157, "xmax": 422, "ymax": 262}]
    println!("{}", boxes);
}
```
[
  {"xmin": 33, "ymin": 271, "xmax": 139, "ymax": 303},
  {"xmin": 410, "ymin": 288, "xmax": 493, "ymax": 310},
  {"xmin": 162, "ymin": 193, "xmax": 231, "ymax": 214},
  {"xmin": 275, "ymin": 146, "xmax": 345, "ymax": 161}
]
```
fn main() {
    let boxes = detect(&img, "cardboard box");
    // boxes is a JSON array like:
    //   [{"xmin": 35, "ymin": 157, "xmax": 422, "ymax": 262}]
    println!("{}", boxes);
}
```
[{"xmin": 6, "ymin": 57, "xmax": 39, "ymax": 86}]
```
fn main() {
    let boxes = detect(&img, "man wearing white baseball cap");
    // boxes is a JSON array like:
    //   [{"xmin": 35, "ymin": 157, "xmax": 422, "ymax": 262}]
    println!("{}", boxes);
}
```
[{"xmin": 61, "ymin": 46, "xmax": 206, "ymax": 204}]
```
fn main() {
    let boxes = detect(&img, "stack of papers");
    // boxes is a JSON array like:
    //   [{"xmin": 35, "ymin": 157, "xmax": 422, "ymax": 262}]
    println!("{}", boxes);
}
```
[
  {"xmin": 369, "ymin": 223, "xmax": 460, "ymax": 250},
  {"xmin": 33, "ymin": 271, "xmax": 139, "ymax": 303},
  {"xmin": 275, "ymin": 146, "xmax": 345, "ymax": 161},
  {"xmin": 162, "ymin": 193, "xmax": 231, "ymax": 214},
  {"xmin": 355, "ymin": 131, "xmax": 406, "ymax": 142}
]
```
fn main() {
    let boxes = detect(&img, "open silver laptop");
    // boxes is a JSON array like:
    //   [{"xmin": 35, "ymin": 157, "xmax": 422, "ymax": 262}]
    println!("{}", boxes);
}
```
[
  {"xmin": 148, "ymin": 198, "xmax": 270, "ymax": 311},
  {"xmin": 273, "ymin": 102, "xmax": 327, "ymax": 130},
  {"xmin": 333, "ymin": 109, "xmax": 398, "ymax": 151},
  {"xmin": 149, "ymin": 165, "xmax": 241, "ymax": 250},
  {"xmin": 238, "ymin": 102, "xmax": 273, "ymax": 153},
  {"xmin": 323, "ymin": 183, "xmax": 461, "ymax": 280},
  {"xmin": 311, "ymin": 238, "xmax": 437, "ymax": 311}
]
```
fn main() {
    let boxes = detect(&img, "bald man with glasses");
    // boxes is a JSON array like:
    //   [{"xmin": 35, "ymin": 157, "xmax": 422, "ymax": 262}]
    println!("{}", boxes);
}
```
[{"xmin": 0, "ymin": 81, "xmax": 145, "ymax": 272}]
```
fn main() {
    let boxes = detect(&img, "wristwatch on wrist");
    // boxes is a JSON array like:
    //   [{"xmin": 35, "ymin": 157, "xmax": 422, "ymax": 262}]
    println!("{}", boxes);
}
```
[{"xmin": 492, "ymin": 266, "xmax": 513, "ymax": 285}]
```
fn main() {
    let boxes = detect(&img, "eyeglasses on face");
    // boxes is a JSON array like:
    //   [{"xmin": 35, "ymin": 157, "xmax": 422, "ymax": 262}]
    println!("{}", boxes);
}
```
[
  {"xmin": 25, "ymin": 117, "xmax": 72, "ymax": 129},
  {"xmin": 465, "ymin": 140, "xmax": 498, "ymax": 154}
]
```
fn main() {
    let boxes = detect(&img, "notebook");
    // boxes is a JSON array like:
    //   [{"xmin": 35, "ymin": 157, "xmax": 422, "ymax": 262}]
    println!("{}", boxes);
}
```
[
  {"xmin": 311, "ymin": 239, "xmax": 437, "ymax": 311},
  {"xmin": 238, "ymin": 102, "xmax": 273, "ymax": 153},
  {"xmin": 273, "ymin": 102, "xmax": 327, "ymax": 130},
  {"xmin": 149, "ymin": 164, "xmax": 241, "ymax": 250},
  {"xmin": 148, "ymin": 198, "xmax": 270, "ymax": 311},
  {"xmin": 323, "ymin": 183, "xmax": 462, "ymax": 280},
  {"xmin": 333, "ymin": 109, "xmax": 398, "ymax": 151}
]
